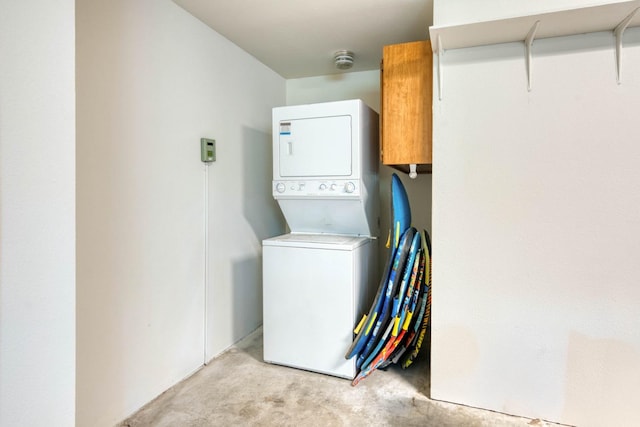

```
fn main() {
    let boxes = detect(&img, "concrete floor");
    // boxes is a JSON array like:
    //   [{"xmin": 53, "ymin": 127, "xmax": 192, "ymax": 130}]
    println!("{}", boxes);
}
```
[{"xmin": 120, "ymin": 328, "xmax": 559, "ymax": 427}]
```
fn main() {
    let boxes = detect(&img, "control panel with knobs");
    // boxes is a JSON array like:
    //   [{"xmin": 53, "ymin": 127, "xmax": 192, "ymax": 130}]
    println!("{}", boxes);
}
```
[{"xmin": 273, "ymin": 180, "xmax": 360, "ymax": 197}]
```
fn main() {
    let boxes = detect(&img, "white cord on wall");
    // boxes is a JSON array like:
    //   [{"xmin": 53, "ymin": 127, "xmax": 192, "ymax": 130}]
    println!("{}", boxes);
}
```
[{"xmin": 203, "ymin": 162, "xmax": 210, "ymax": 364}]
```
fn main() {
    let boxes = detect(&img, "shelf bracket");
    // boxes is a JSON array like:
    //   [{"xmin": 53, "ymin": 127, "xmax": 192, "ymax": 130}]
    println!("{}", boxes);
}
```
[
  {"xmin": 437, "ymin": 35, "xmax": 443, "ymax": 101},
  {"xmin": 525, "ymin": 21, "xmax": 540, "ymax": 92},
  {"xmin": 614, "ymin": 7, "xmax": 640, "ymax": 84}
]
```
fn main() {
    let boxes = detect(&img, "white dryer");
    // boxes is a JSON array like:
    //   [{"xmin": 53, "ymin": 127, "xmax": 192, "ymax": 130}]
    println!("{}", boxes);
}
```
[{"xmin": 271, "ymin": 99, "xmax": 379, "ymax": 237}]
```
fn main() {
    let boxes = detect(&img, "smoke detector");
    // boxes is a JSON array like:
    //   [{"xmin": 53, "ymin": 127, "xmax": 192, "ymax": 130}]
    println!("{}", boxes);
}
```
[{"xmin": 334, "ymin": 50, "xmax": 355, "ymax": 70}]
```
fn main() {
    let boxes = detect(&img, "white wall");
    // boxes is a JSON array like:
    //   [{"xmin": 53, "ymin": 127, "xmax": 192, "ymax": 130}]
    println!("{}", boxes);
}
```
[
  {"xmin": 287, "ymin": 71, "xmax": 381, "ymax": 109},
  {"xmin": 286, "ymin": 71, "xmax": 433, "ymax": 260},
  {"xmin": 434, "ymin": 0, "xmax": 630, "ymax": 26},
  {"xmin": 76, "ymin": 1, "xmax": 285, "ymax": 425},
  {"xmin": 0, "ymin": 0, "xmax": 76, "ymax": 425},
  {"xmin": 431, "ymin": 27, "xmax": 640, "ymax": 426},
  {"xmin": 204, "ymin": 38, "xmax": 286, "ymax": 360}
]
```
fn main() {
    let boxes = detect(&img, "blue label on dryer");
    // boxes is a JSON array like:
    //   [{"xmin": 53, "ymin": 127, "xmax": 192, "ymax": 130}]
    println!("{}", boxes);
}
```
[{"xmin": 279, "ymin": 122, "xmax": 291, "ymax": 135}]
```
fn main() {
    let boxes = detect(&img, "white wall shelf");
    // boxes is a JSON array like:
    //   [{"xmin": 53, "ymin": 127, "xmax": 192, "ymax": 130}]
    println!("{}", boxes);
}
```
[
  {"xmin": 429, "ymin": 0, "xmax": 640, "ymax": 52},
  {"xmin": 430, "ymin": 0, "xmax": 640, "ymax": 97}
]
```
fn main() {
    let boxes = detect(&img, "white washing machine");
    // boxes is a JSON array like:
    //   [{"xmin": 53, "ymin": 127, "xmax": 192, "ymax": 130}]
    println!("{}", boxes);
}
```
[
  {"xmin": 263, "ymin": 234, "xmax": 377, "ymax": 379},
  {"xmin": 263, "ymin": 100, "xmax": 380, "ymax": 379}
]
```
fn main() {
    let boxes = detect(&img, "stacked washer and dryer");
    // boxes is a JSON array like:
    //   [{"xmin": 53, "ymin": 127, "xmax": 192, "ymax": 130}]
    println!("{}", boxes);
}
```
[{"xmin": 263, "ymin": 99, "xmax": 380, "ymax": 379}]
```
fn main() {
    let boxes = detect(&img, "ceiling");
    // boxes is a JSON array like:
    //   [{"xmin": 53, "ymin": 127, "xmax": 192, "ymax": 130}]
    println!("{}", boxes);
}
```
[{"xmin": 172, "ymin": 0, "xmax": 433, "ymax": 79}]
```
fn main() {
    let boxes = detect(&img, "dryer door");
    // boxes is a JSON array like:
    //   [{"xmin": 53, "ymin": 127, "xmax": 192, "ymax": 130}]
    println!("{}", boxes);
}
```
[{"xmin": 278, "ymin": 115, "xmax": 352, "ymax": 177}]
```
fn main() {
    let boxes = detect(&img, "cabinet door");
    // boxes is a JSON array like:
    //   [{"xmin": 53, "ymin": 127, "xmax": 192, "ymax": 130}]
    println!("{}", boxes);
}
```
[{"xmin": 381, "ymin": 40, "xmax": 433, "ymax": 167}]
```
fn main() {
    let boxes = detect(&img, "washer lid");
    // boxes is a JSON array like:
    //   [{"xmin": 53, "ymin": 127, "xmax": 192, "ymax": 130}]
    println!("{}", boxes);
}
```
[{"xmin": 263, "ymin": 233, "xmax": 372, "ymax": 250}]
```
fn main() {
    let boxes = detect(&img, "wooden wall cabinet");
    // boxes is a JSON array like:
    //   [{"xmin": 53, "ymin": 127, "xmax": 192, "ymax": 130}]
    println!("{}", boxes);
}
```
[{"xmin": 380, "ymin": 40, "xmax": 433, "ymax": 174}]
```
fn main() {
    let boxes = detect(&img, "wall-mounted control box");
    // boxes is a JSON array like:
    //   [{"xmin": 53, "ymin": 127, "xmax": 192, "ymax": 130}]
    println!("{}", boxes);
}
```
[{"xmin": 201, "ymin": 138, "xmax": 216, "ymax": 162}]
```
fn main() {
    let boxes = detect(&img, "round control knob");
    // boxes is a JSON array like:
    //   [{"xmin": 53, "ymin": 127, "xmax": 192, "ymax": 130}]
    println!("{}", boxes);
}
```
[
  {"xmin": 344, "ymin": 182, "xmax": 356, "ymax": 193},
  {"xmin": 330, "ymin": 183, "xmax": 337, "ymax": 191},
  {"xmin": 319, "ymin": 183, "xmax": 327, "ymax": 191},
  {"xmin": 275, "ymin": 183, "xmax": 285, "ymax": 193}
]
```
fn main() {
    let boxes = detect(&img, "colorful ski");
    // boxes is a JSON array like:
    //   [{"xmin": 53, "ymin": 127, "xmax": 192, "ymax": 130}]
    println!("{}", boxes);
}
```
[
  {"xmin": 355, "ymin": 244, "xmax": 423, "ymax": 380},
  {"xmin": 357, "ymin": 230, "xmax": 420, "ymax": 370},
  {"xmin": 379, "ymin": 248, "xmax": 426, "ymax": 369},
  {"xmin": 355, "ymin": 227, "xmax": 416, "ymax": 369},
  {"xmin": 400, "ymin": 230, "xmax": 432, "ymax": 369},
  {"xmin": 352, "ymin": 259, "xmax": 419, "ymax": 385},
  {"xmin": 345, "ymin": 174, "xmax": 411, "ymax": 361}
]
